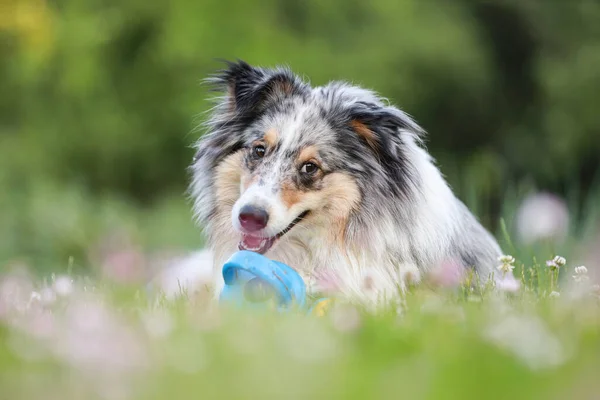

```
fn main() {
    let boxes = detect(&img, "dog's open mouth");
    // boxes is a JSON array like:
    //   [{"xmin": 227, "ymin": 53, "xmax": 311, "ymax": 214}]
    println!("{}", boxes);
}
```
[{"xmin": 238, "ymin": 211, "xmax": 309, "ymax": 254}]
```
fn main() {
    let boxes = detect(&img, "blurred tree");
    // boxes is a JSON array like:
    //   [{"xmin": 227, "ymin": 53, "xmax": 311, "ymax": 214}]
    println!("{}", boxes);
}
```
[{"xmin": 0, "ymin": 0, "xmax": 598, "ymax": 217}]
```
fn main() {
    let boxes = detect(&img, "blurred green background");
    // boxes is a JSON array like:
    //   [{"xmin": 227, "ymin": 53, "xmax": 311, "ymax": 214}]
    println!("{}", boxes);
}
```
[{"xmin": 1, "ymin": 0, "xmax": 599, "ymax": 276}]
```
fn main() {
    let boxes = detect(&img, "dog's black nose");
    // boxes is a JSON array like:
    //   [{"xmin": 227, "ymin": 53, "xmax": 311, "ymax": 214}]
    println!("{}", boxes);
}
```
[{"xmin": 238, "ymin": 205, "xmax": 269, "ymax": 232}]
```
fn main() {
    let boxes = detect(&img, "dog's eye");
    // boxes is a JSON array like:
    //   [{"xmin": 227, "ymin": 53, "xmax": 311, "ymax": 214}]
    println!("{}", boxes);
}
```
[
  {"xmin": 300, "ymin": 162, "xmax": 319, "ymax": 175},
  {"xmin": 252, "ymin": 145, "xmax": 266, "ymax": 159}
]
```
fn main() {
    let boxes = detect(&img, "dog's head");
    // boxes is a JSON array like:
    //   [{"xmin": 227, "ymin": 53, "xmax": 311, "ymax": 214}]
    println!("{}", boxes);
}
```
[{"xmin": 191, "ymin": 61, "xmax": 423, "ymax": 255}]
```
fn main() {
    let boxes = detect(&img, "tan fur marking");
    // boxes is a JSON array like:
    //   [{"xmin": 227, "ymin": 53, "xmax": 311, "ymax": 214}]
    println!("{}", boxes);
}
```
[
  {"xmin": 281, "ymin": 182, "xmax": 305, "ymax": 209},
  {"xmin": 298, "ymin": 146, "xmax": 319, "ymax": 164},
  {"xmin": 351, "ymin": 120, "xmax": 378, "ymax": 149},
  {"xmin": 264, "ymin": 128, "xmax": 278, "ymax": 147},
  {"xmin": 214, "ymin": 152, "xmax": 243, "ymax": 211},
  {"xmin": 322, "ymin": 173, "xmax": 361, "ymax": 219},
  {"xmin": 322, "ymin": 173, "xmax": 360, "ymax": 247},
  {"xmin": 241, "ymin": 173, "xmax": 258, "ymax": 191},
  {"xmin": 295, "ymin": 172, "xmax": 360, "ymax": 248}
]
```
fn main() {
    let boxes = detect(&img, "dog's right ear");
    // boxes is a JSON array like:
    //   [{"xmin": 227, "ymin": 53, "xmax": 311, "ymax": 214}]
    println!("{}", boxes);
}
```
[{"xmin": 209, "ymin": 60, "xmax": 305, "ymax": 119}]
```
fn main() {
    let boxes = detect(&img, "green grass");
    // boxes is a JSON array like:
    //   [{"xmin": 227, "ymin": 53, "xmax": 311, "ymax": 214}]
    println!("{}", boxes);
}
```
[{"xmin": 0, "ymin": 258, "xmax": 598, "ymax": 400}]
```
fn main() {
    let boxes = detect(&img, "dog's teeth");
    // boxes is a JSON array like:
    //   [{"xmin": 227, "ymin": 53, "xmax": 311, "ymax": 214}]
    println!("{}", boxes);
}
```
[{"xmin": 239, "ymin": 236, "xmax": 276, "ymax": 253}]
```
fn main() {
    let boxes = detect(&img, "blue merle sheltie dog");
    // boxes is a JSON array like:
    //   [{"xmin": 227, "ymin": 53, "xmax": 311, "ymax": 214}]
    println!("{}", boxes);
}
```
[{"xmin": 188, "ymin": 60, "xmax": 505, "ymax": 308}]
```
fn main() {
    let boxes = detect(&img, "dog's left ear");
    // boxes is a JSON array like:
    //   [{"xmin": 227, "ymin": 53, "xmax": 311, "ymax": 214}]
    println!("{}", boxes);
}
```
[
  {"xmin": 348, "ymin": 101, "xmax": 422, "ymax": 155},
  {"xmin": 346, "ymin": 101, "xmax": 423, "ymax": 197}
]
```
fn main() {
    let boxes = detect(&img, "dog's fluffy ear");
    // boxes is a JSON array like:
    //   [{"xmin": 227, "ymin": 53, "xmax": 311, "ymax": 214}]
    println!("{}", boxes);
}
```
[
  {"xmin": 209, "ymin": 60, "xmax": 305, "ymax": 118},
  {"xmin": 347, "ymin": 101, "xmax": 424, "ymax": 197},
  {"xmin": 193, "ymin": 61, "xmax": 305, "ymax": 169},
  {"xmin": 348, "ymin": 101, "xmax": 423, "ymax": 154}
]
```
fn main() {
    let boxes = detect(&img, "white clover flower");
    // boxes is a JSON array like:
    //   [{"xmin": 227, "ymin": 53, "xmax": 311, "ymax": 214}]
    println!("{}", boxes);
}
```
[
  {"xmin": 498, "ymin": 255, "xmax": 515, "ymax": 264},
  {"xmin": 548, "ymin": 291, "xmax": 560, "ymax": 298},
  {"xmin": 497, "ymin": 263, "xmax": 515, "ymax": 274},
  {"xmin": 574, "ymin": 266, "xmax": 587, "ymax": 275},
  {"xmin": 553, "ymin": 256, "xmax": 566, "ymax": 267},
  {"xmin": 497, "ymin": 255, "xmax": 516, "ymax": 274},
  {"xmin": 546, "ymin": 255, "xmax": 566, "ymax": 271},
  {"xmin": 573, "ymin": 266, "xmax": 589, "ymax": 283}
]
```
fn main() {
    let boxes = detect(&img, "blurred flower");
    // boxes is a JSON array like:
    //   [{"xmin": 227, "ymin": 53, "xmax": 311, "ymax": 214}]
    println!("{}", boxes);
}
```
[
  {"xmin": 31, "ymin": 311, "xmax": 57, "ymax": 340},
  {"xmin": 0, "ymin": 267, "xmax": 35, "ymax": 314},
  {"xmin": 101, "ymin": 249, "xmax": 146, "ymax": 284},
  {"xmin": 497, "ymin": 255, "xmax": 516, "ymax": 275},
  {"xmin": 39, "ymin": 287, "xmax": 57, "ymax": 306},
  {"xmin": 515, "ymin": 192, "xmax": 569, "ymax": 244},
  {"xmin": 92, "ymin": 230, "xmax": 146, "ymax": 285},
  {"xmin": 50, "ymin": 296, "xmax": 149, "ymax": 390},
  {"xmin": 549, "ymin": 291, "xmax": 561, "ymax": 298},
  {"xmin": 53, "ymin": 276, "xmax": 74, "ymax": 297},
  {"xmin": 484, "ymin": 314, "xmax": 568, "ymax": 370},
  {"xmin": 429, "ymin": 258, "xmax": 465, "ymax": 288},
  {"xmin": 546, "ymin": 255, "xmax": 566, "ymax": 271},
  {"xmin": 495, "ymin": 276, "xmax": 521, "ymax": 292},
  {"xmin": 575, "ymin": 265, "xmax": 587, "ymax": 275},
  {"xmin": 574, "ymin": 266, "xmax": 588, "ymax": 274},
  {"xmin": 573, "ymin": 266, "xmax": 589, "ymax": 284}
]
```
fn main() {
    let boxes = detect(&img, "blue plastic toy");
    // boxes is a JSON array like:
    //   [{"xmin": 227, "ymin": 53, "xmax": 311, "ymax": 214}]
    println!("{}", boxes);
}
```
[{"xmin": 219, "ymin": 250, "xmax": 332, "ymax": 315}]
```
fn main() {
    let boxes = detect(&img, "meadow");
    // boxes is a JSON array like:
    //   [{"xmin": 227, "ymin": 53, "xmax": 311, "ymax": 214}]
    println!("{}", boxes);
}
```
[{"xmin": 1, "ymin": 187, "xmax": 599, "ymax": 400}]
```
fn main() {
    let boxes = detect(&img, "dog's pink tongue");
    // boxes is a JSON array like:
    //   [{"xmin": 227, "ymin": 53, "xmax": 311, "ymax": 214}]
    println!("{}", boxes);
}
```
[{"xmin": 238, "ymin": 235, "xmax": 276, "ymax": 254}]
